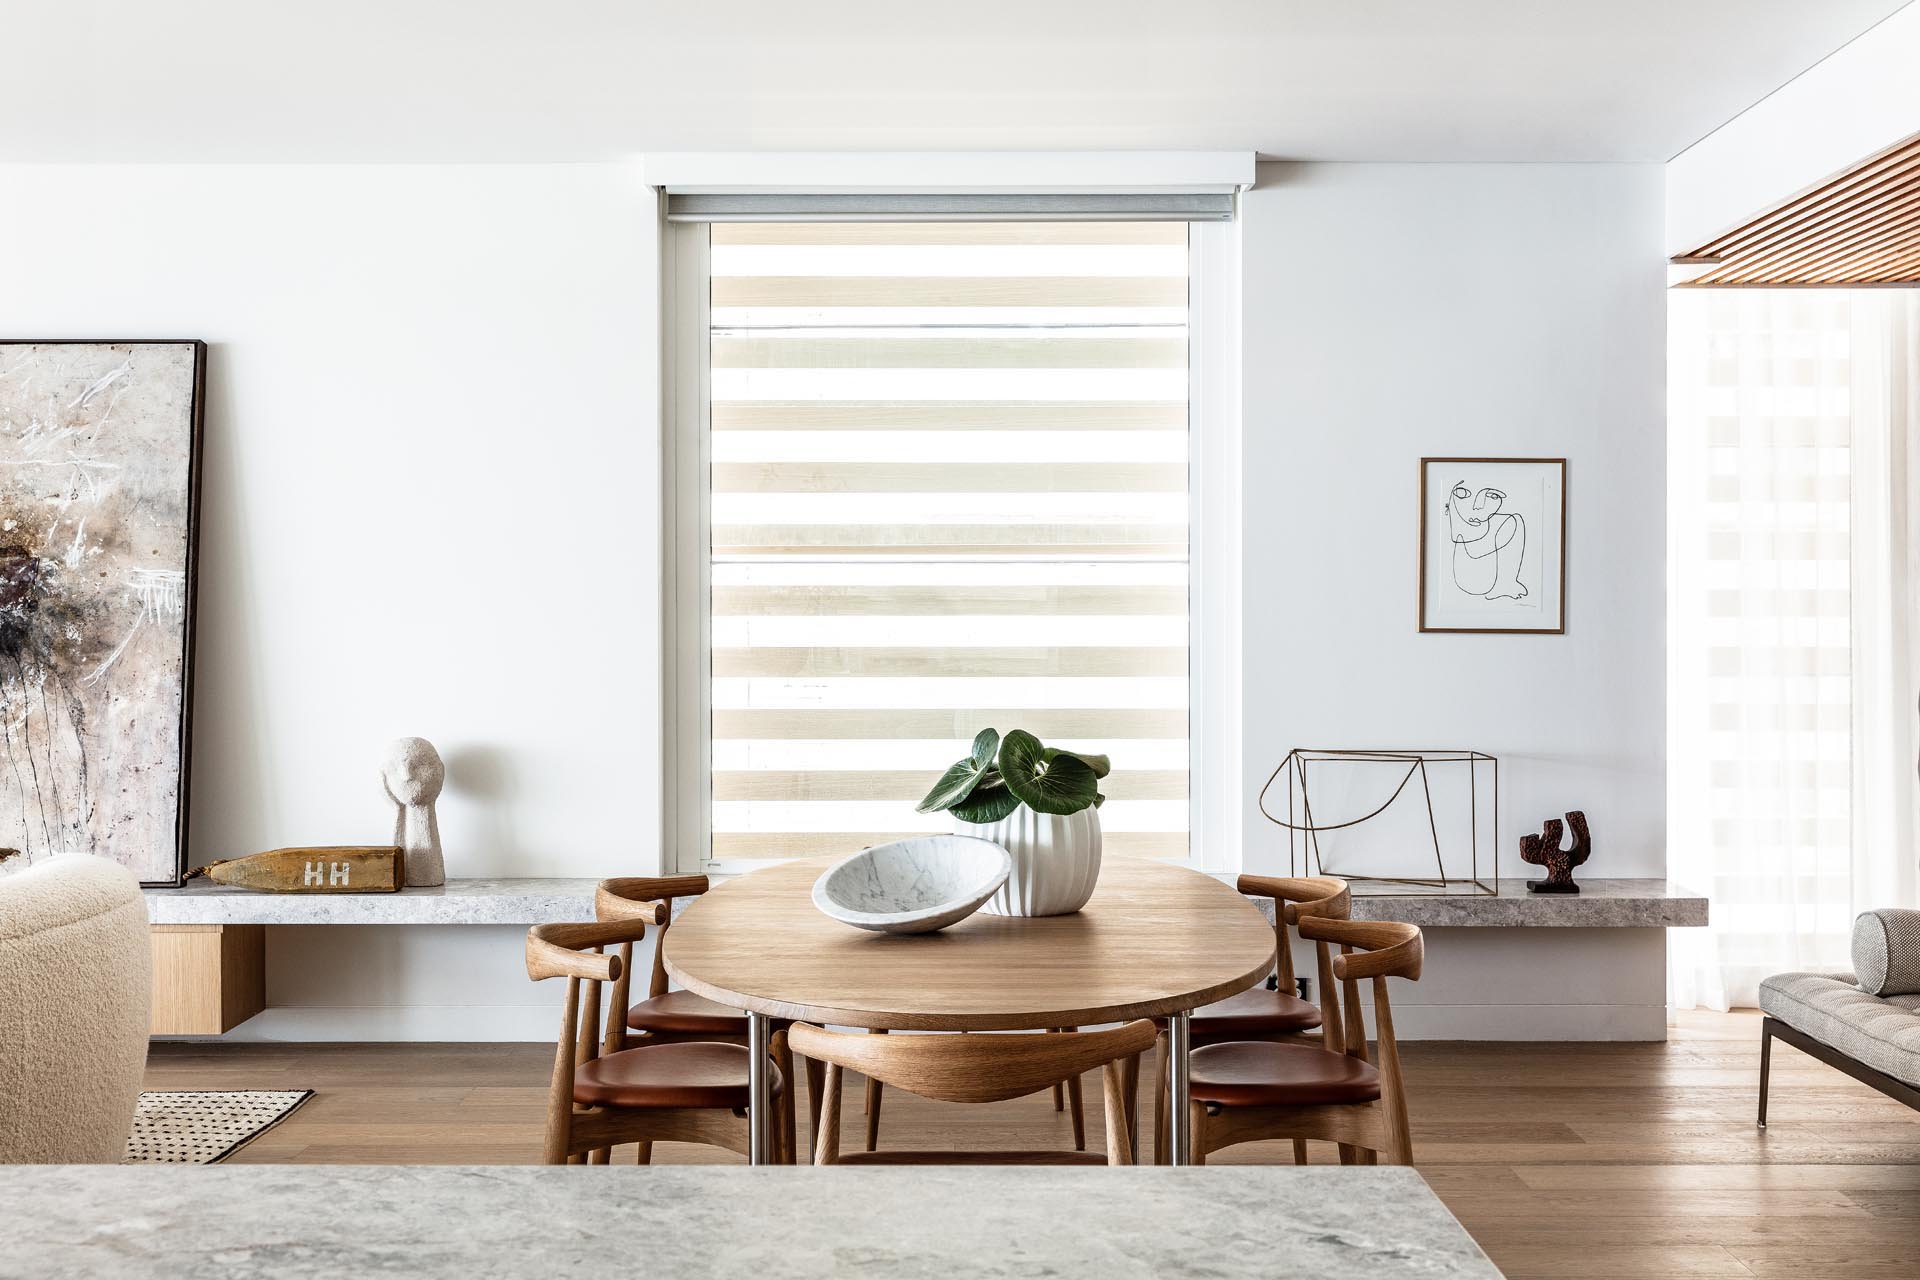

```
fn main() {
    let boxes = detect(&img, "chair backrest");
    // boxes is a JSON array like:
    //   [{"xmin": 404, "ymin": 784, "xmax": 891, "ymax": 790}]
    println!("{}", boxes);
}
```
[
  {"xmin": 790, "ymin": 1019, "xmax": 1157, "ymax": 1166},
  {"xmin": 0, "ymin": 855, "xmax": 151, "ymax": 1162},
  {"xmin": 1237, "ymin": 874, "xmax": 1350, "ymax": 1048},
  {"xmin": 525, "ymin": 919, "xmax": 650, "ymax": 1164},
  {"xmin": 596, "ymin": 875, "xmax": 709, "ymax": 1000},
  {"xmin": 790, "ymin": 1020, "xmax": 1157, "ymax": 1105}
]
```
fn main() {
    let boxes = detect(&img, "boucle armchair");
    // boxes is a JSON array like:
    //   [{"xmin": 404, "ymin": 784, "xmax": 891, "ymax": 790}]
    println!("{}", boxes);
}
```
[{"xmin": 0, "ymin": 855, "xmax": 151, "ymax": 1162}]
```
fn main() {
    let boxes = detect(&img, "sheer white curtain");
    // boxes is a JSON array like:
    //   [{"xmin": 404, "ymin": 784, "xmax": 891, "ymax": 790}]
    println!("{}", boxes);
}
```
[
  {"xmin": 1851, "ymin": 291, "xmax": 1920, "ymax": 917},
  {"xmin": 1669, "ymin": 290, "xmax": 1920, "ymax": 1010}
]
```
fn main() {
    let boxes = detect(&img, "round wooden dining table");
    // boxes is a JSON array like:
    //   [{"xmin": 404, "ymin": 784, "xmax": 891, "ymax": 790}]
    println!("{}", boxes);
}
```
[{"xmin": 663, "ymin": 854, "xmax": 1277, "ymax": 1166}]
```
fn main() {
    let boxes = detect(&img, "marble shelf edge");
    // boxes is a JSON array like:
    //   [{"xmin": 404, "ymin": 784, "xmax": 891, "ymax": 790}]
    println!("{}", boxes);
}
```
[
  {"xmin": 143, "ymin": 877, "xmax": 600, "ymax": 925},
  {"xmin": 145, "ymin": 874, "xmax": 1706, "ymax": 928}
]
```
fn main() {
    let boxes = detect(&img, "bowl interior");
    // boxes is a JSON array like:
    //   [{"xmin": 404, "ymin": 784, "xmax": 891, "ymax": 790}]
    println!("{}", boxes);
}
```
[{"xmin": 819, "ymin": 835, "xmax": 1008, "ymax": 916}]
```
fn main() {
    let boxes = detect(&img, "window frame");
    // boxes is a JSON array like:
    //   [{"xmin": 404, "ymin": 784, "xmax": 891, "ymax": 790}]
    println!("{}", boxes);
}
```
[{"xmin": 661, "ymin": 215, "xmax": 1241, "ymax": 877}]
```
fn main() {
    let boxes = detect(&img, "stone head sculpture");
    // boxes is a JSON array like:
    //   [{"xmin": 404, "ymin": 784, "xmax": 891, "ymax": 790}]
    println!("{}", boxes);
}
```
[{"xmin": 381, "ymin": 736, "xmax": 445, "ymax": 887}]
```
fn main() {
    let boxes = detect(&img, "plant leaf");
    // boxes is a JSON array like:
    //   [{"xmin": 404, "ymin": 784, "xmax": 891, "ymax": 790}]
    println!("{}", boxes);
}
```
[
  {"xmin": 951, "ymin": 777, "xmax": 1022, "ymax": 823},
  {"xmin": 1042, "ymin": 746, "xmax": 1110, "ymax": 779},
  {"xmin": 999, "ymin": 730, "xmax": 1099, "ymax": 815},
  {"xmin": 916, "ymin": 756, "xmax": 992, "ymax": 813},
  {"xmin": 969, "ymin": 727, "xmax": 1000, "ymax": 768}
]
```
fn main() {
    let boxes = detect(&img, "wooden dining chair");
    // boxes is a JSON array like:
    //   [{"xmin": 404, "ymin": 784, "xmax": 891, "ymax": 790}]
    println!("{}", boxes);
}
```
[
  {"xmin": 526, "ymin": 919, "xmax": 794, "ymax": 1164},
  {"xmin": 791, "ymin": 1019, "xmax": 1156, "ymax": 1165},
  {"xmin": 595, "ymin": 877, "xmax": 808, "ymax": 1163},
  {"xmin": 1185, "ymin": 919, "xmax": 1423, "ymax": 1166},
  {"xmin": 1153, "ymin": 875, "xmax": 1350, "ymax": 1163}
]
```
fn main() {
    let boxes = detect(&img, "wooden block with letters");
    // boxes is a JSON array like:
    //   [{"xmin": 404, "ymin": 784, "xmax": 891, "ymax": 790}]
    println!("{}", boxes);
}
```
[{"xmin": 189, "ymin": 846, "xmax": 404, "ymax": 893}]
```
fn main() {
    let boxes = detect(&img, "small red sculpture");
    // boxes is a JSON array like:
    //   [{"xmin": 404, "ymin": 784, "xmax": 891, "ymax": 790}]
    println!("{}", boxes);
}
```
[{"xmin": 1520, "ymin": 810, "xmax": 1590, "ymax": 895}]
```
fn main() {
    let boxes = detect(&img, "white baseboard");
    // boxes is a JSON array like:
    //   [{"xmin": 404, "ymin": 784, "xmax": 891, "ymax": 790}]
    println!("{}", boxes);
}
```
[
  {"xmin": 154, "ymin": 1001, "xmax": 1670, "ymax": 1044},
  {"xmin": 1387, "ymin": 1003, "xmax": 1667, "ymax": 1041},
  {"xmin": 163, "ymin": 1004, "xmax": 560, "ymax": 1043}
]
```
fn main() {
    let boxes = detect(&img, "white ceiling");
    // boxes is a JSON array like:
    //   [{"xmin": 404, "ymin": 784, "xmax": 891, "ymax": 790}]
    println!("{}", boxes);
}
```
[{"xmin": 2, "ymin": 1, "xmax": 1910, "ymax": 163}]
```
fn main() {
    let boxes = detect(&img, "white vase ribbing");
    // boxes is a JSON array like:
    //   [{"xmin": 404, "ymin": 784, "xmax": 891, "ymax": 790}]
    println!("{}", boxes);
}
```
[{"xmin": 958, "ymin": 806, "xmax": 1102, "ymax": 917}]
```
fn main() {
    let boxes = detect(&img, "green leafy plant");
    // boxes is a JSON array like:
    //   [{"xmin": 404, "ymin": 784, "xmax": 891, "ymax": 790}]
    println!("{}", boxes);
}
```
[{"xmin": 916, "ymin": 728, "xmax": 1110, "ymax": 821}]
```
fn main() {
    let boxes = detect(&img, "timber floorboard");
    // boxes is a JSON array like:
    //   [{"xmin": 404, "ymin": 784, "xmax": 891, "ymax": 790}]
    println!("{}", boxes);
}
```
[{"xmin": 146, "ymin": 1011, "xmax": 1920, "ymax": 1278}]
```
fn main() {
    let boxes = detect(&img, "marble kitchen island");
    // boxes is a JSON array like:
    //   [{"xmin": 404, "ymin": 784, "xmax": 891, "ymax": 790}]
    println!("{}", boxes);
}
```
[{"xmin": 0, "ymin": 1164, "xmax": 1501, "ymax": 1279}]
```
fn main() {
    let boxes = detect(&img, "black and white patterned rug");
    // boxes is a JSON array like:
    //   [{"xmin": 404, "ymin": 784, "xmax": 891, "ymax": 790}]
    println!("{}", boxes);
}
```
[{"xmin": 123, "ymin": 1090, "xmax": 315, "ymax": 1164}]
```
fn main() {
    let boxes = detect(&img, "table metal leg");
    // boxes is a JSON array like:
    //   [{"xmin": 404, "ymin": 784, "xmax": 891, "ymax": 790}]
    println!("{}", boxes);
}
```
[
  {"xmin": 747, "ymin": 1011, "xmax": 772, "ymax": 1166},
  {"xmin": 1167, "ymin": 1010, "xmax": 1192, "ymax": 1166}
]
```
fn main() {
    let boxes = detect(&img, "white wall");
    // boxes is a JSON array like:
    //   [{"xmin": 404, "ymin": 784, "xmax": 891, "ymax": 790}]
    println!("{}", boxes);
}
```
[
  {"xmin": 1243, "ymin": 163, "xmax": 1670, "ymax": 1037},
  {"xmin": 3, "ymin": 159, "xmax": 1672, "ymax": 1040},
  {"xmin": 0, "ymin": 163, "xmax": 663, "ymax": 1038},
  {"xmin": 1666, "ymin": 3, "xmax": 1920, "ymax": 254}
]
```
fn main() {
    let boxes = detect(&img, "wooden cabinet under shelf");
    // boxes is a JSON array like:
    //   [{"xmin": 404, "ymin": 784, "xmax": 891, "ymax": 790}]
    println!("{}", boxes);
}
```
[{"xmin": 150, "ymin": 925, "xmax": 267, "ymax": 1035}]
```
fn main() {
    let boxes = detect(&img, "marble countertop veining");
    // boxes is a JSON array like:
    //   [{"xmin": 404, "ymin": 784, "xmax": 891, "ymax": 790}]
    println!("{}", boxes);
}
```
[{"xmin": 0, "ymin": 1165, "xmax": 1502, "ymax": 1280}]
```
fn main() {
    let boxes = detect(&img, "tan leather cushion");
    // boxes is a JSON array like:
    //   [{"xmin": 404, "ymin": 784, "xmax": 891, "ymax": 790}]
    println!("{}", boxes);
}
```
[
  {"xmin": 1188, "ymin": 1042, "xmax": 1381, "ymax": 1107},
  {"xmin": 625, "ymin": 988, "xmax": 749, "ymax": 1036},
  {"xmin": 573, "ymin": 1042, "xmax": 783, "ymax": 1110},
  {"xmin": 1191, "ymin": 987, "xmax": 1323, "ymax": 1039}
]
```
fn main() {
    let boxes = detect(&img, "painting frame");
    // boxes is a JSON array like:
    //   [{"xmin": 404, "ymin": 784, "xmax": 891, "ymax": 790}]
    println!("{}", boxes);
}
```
[
  {"xmin": 1418, "ymin": 457, "xmax": 1566, "ymax": 635},
  {"xmin": 0, "ymin": 339, "xmax": 207, "ymax": 887}
]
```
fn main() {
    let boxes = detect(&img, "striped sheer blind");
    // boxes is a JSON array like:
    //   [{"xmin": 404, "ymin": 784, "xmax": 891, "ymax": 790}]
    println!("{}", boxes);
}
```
[{"xmin": 706, "ymin": 221, "xmax": 1191, "ymax": 863}]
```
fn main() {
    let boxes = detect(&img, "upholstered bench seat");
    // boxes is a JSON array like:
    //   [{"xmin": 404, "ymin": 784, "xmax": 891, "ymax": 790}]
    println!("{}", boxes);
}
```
[{"xmin": 1758, "ymin": 971, "xmax": 1920, "ymax": 1088}]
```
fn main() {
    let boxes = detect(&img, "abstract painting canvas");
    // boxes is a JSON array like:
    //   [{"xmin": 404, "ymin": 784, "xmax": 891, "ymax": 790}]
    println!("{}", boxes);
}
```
[
  {"xmin": 0, "ymin": 341, "xmax": 205, "ymax": 885},
  {"xmin": 1419, "ymin": 457, "xmax": 1565, "ymax": 634}
]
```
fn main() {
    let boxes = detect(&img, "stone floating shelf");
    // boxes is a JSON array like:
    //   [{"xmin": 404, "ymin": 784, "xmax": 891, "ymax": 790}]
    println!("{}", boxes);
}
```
[
  {"xmin": 147, "ymin": 873, "xmax": 1705, "ymax": 928},
  {"xmin": 144, "ymin": 877, "xmax": 599, "ymax": 926},
  {"xmin": 1340, "ymin": 878, "xmax": 1706, "ymax": 928}
]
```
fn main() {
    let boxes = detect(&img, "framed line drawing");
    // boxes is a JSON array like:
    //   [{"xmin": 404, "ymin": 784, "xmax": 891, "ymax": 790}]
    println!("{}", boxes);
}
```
[{"xmin": 1419, "ymin": 457, "xmax": 1565, "ymax": 635}]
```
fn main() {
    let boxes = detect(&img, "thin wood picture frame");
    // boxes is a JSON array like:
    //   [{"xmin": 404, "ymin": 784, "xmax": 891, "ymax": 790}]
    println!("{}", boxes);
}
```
[{"xmin": 1418, "ymin": 457, "xmax": 1566, "ymax": 635}]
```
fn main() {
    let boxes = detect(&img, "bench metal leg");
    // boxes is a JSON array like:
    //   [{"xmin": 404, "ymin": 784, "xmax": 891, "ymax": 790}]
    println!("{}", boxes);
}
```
[{"xmin": 1757, "ymin": 1016, "xmax": 1771, "ymax": 1129}]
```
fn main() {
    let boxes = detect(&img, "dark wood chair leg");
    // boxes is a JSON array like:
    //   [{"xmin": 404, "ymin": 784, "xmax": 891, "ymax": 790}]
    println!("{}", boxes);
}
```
[{"xmin": 1758, "ymin": 1017, "xmax": 1773, "ymax": 1129}]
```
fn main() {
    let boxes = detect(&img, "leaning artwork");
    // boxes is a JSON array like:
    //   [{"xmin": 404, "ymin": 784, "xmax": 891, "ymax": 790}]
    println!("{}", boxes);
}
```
[
  {"xmin": 0, "ymin": 341, "xmax": 205, "ymax": 885},
  {"xmin": 1419, "ymin": 457, "xmax": 1565, "ymax": 634}
]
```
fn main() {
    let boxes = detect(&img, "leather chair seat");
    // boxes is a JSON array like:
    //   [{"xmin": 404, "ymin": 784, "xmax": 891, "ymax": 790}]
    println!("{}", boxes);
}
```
[
  {"xmin": 1188, "ymin": 1042, "xmax": 1381, "ymax": 1108},
  {"xmin": 626, "ymin": 988, "xmax": 750, "ymax": 1036},
  {"xmin": 573, "ymin": 1042, "xmax": 784, "ymax": 1110},
  {"xmin": 1190, "ymin": 987, "xmax": 1323, "ymax": 1039}
]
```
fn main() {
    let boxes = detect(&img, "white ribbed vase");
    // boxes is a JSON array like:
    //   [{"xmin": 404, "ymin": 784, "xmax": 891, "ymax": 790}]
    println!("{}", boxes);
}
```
[{"xmin": 958, "ymin": 805, "xmax": 1102, "ymax": 917}]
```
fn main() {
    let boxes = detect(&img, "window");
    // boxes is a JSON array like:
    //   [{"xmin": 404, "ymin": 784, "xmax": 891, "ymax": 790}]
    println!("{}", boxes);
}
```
[{"xmin": 667, "ymin": 219, "xmax": 1199, "ymax": 871}]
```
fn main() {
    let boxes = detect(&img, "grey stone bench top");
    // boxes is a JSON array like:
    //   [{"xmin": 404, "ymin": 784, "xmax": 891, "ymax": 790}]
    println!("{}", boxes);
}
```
[
  {"xmin": 0, "ymin": 1165, "xmax": 1501, "ymax": 1280},
  {"xmin": 1342, "ymin": 878, "xmax": 1707, "ymax": 928},
  {"xmin": 145, "ymin": 876, "xmax": 599, "ymax": 925},
  {"xmin": 145, "ymin": 873, "xmax": 1704, "ymax": 928}
]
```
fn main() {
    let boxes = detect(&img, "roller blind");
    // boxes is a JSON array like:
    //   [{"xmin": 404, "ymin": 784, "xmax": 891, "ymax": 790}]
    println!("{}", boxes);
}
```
[
  {"xmin": 669, "ymin": 192, "xmax": 1235, "ymax": 223},
  {"xmin": 707, "ymin": 220, "xmax": 1191, "ymax": 862}
]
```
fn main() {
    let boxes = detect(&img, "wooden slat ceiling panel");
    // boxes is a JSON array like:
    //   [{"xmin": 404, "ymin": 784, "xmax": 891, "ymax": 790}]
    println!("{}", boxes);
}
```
[{"xmin": 1674, "ymin": 130, "xmax": 1920, "ymax": 287}]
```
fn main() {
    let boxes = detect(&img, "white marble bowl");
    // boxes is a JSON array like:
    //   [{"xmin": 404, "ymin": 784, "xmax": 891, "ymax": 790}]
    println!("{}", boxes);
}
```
[{"xmin": 811, "ymin": 836, "xmax": 1012, "ymax": 934}]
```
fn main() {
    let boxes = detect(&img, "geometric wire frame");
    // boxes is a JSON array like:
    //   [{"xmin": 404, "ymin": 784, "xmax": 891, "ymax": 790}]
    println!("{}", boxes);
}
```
[{"xmin": 1257, "ymin": 748, "xmax": 1500, "ymax": 896}]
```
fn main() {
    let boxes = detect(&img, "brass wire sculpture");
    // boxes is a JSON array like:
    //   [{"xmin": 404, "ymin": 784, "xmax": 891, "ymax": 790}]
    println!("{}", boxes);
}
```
[{"xmin": 1257, "ymin": 749, "xmax": 1499, "ymax": 896}]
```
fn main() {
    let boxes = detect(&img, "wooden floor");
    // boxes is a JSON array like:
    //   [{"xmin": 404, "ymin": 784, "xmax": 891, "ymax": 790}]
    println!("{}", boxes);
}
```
[{"xmin": 146, "ymin": 1011, "xmax": 1920, "ymax": 1278}]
